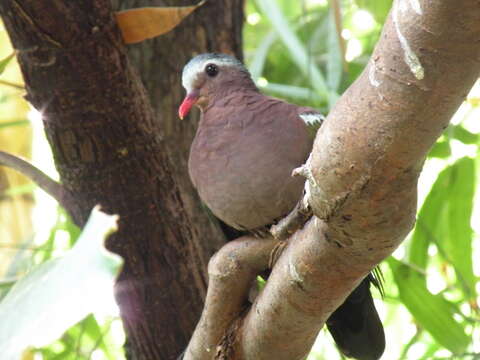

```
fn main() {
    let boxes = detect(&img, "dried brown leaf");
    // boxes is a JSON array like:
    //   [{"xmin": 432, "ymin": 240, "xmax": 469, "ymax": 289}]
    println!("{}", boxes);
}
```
[{"xmin": 116, "ymin": 1, "xmax": 205, "ymax": 44}]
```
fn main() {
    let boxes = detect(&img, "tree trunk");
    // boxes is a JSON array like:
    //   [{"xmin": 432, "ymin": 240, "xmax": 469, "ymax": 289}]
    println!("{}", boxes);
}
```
[{"xmin": 0, "ymin": 0, "xmax": 242, "ymax": 359}]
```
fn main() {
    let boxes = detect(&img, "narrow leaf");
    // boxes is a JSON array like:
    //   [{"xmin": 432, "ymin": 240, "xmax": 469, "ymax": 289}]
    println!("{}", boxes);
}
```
[
  {"xmin": 260, "ymin": 82, "xmax": 322, "ymax": 102},
  {"xmin": 408, "ymin": 165, "xmax": 453, "ymax": 270},
  {"xmin": 116, "ymin": 1, "xmax": 205, "ymax": 44},
  {"xmin": 0, "ymin": 119, "xmax": 30, "ymax": 129},
  {"xmin": 82, "ymin": 315, "xmax": 115, "ymax": 360},
  {"xmin": 388, "ymin": 258, "xmax": 470, "ymax": 354},
  {"xmin": 255, "ymin": 0, "xmax": 333, "ymax": 103},
  {"xmin": 409, "ymin": 158, "xmax": 476, "ymax": 300},
  {"xmin": 444, "ymin": 158, "xmax": 476, "ymax": 298},
  {"xmin": 0, "ymin": 52, "xmax": 15, "ymax": 76},
  {"xmin": 0, "ymin": 207, "xmax": 123, "ymax": 360},
  {"xmin": 249, "ymin": 30, "xmax": 277, "ymax": 80},
  {"xmin": 326, "ymin": 7, "xmax": 343, "ymax": 91}
]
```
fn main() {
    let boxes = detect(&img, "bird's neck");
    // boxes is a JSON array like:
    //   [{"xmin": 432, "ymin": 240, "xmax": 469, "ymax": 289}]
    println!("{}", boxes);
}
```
[
  {"xmin": 203, "ymin": 77, "xmax": 259, "ymax": 111},
  {"xmin": 222, "ymin": 74, "xmax": 259, "ymax": 94}
]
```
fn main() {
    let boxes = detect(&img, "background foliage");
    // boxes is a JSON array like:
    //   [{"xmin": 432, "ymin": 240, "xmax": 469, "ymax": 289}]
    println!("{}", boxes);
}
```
[{"xmin": 0, "ymin": 0, "xmax": 478, "ymax": 359}]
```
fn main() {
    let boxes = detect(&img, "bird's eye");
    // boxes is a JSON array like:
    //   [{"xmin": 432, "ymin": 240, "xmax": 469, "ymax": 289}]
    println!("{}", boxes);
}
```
[{"xmin": 205, "ymin": 63, "xmax": 218, "ymax": 77}]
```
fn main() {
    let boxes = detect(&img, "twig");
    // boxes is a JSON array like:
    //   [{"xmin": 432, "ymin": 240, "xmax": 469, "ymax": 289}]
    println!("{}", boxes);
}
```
[
  {"xmin": 0, "ymin": 150, "xmax": 75, "ymax": 218},
  {"xmin": 270, "ymin": 198, "xmax": 312, "ymax": 241}
]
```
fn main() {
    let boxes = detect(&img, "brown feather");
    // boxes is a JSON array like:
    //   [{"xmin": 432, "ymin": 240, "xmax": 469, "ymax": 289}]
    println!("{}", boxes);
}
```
[{"xmin": 189, "ymin": 89, "xmax": 313, "ymax": 230}]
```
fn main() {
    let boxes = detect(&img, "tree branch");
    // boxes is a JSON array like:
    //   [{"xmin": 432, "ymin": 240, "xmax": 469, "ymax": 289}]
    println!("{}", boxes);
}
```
[
  {"xmin": 0, "ymin": 150, "xmax": 75, "ymax": 217},
  {"xmin": 184, "ymin": 236, "xmax": 279, "ymax": 360},
  {"xmin": 186, "ymin": 1, "xmax": 480, "ymax": 359}
]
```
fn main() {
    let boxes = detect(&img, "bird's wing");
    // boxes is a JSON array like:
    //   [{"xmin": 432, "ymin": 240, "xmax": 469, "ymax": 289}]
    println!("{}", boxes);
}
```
[{"xmin": 298, "ymin": 111, "xmax": 325, "ymax": 139}]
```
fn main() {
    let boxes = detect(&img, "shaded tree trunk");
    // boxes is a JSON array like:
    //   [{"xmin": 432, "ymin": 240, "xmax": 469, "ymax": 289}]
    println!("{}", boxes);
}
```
[{"xmin": 0, "ymin": 0, "xmax": 243, "ymax": 359}]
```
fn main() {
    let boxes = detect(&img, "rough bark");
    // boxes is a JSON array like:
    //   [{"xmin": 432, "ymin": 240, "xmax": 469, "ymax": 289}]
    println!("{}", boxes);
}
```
[
  {"xmin": 0, "ymin": 1, "xmax": 242, "ymax": 359},
  {"xmin": 184, "ymin": 1, "xmax": 480, "ymax": 359}
]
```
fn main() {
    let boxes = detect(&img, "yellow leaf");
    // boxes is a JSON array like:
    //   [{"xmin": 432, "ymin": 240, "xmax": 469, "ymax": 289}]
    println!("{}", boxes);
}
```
[
  {"xmin": 22, "ymin": 347, "xmax": 34, "ymax": 360},
  {"xmin": 116, "ymin": 0, "xmax": 205, "ymax": 44},
  {"xmin": 467, "ymin": 97, "xmax": 480, "ymax": 107}
]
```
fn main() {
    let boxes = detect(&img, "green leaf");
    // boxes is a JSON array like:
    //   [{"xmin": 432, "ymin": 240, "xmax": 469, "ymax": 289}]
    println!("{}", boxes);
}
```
[
  {"xmin": 408, "ymin": 165, "xmax": 453, "ymax": 270},
  {"xmin": 82, "ymin": 315, "xmax": 116, "ymax": 359},
  {"xmin": 355, "ymin": 0, "xmax": 393, "ymax": 24},
  {"xmin": 249, "ymin": 30, "xmax": 277, "ymax": 80},
  {"xmin": 388, "ymin": 258, "xmax": 470, "ymax": 354},
  {"xmin": 0, "ymin": 119, "xmax": 30, "ymax": 129},
  {"xmin": 0, "ymin": 207, "xmax": 123, "ymax": 360},
  {"xmin": 3, "ymin": 183, "xmax": 36, "ymax": 197},
  {"xmin": 0, "ymin": 52, "xmax": 15, "ymax": 76},
  {"xmin": 419, "ymin": 341, "xmax": 442, "ymax": 360},
  {"xmin": 428, "ymin": 140, "xmax": 451, "ymax": 158},
  {"xmin": 260, "ymin": 82, "xmax": 322, "ymax": 103},
  {"xmin": 409, "ymin": 158, "xmax": 476, "ymax": 299},
  {"xmin": 326, "ymin": 8, "xmax": 343, "ymax": 92},
  {"xmin": 451, "ymin": 125, "xmax": 478, "ymax": 144},
  {"xmin": 443, "ymin": 158, "xmax": 476, "ymax": 298},
  {"xmin": 255, "ymin": 0, "xmax": 333, "ymax": 103}
]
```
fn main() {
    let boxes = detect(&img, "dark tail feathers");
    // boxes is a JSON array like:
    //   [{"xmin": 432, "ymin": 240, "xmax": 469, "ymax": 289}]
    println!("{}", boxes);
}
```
[{"xmin": 326, "ymin": 275, "xmax": 385, "ymax": 360}]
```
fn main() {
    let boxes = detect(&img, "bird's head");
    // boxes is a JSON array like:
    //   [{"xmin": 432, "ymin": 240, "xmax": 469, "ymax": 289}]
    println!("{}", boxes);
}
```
[{"xmin": 178, "ymin": 53, "xmax": 256, "ymax": 119}]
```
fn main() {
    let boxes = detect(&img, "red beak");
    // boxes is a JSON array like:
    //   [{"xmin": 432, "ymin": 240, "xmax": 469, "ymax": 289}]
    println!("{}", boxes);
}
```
[{"xmin": 179, "ymin": 91, "xmax": 199, "ymax": 119}]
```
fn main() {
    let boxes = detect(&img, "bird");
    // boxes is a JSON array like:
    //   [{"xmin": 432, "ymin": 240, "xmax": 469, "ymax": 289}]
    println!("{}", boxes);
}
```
[{"xmin": 179, "ymin": 53, "xmax": 385, "ymax": 360}]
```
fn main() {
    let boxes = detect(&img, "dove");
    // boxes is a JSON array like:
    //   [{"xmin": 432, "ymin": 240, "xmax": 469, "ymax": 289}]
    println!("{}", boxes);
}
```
[{"xmin": 180, "ymin": 53, "xmax": 385, "ymax": 360}]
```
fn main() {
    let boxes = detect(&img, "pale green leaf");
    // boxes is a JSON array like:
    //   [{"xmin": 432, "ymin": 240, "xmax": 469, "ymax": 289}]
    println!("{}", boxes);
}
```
[
  {"xmin": 260, "ymin": 82, "xmax": 322, "ymax": 102},
  {"xmin": 326, "ymin": 8, "xmax": 343, "ymax": 91},
  {"xmin": 355, "ymin": 0, "xmax": 393, "ymax": 23},
  {"xmin": 444, "ymin": 158, "xmax": 476, "ymax": 298},
  {"xmin": 408, "ymin": 165, "xmax": 453, "ymax": 270},
  {"xmin": 0, "ymin": 207, "xmax": 123, "ymax": 360},
  {"xmin": 0, "ymin": 119, "xmax": 29, "ymax": 129},
  {"xmin": 249, "ymin": 31, "xmax": 277, "ymax": 80},
  {"xmin": 388, "ymin": 258, "xmax": 470, "ymax": 354},
  {"xmin": 255, "ymin": 0, "xmax": 333, "ymax": 103}
]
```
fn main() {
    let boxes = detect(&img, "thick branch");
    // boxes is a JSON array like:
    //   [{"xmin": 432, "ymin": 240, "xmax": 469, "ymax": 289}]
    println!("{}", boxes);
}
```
[
  {"xmin": 308, "ymin": 0, "xmax": 480, "ymax": 256},
  {"xmin": 187, "ymin": 1, "xmax": 480, "ymax": 359},
  {"xmin": 184, "ymin": 236, "xmax": 278, "ymax": 360},
  {"xmin": 237, "ymin": 1, "xmax": 480, "ymax": 359}
]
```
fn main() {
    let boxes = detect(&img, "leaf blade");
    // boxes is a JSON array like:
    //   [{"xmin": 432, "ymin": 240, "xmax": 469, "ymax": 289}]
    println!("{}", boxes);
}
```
[
  {"xmin": 116, "ymin": 1, "xmax": 205, "ymax": 44},
  {"xmin": 444, "ymin": 157, "xmax": 476, "ymax": 299},
  {"xmin": 0, "ymin": 52, "xmax": 15, "ymax": 76},
  {"xmin": 388, "ymin": 257, "xmax": 470, "ymax": 354},
  {"xmin": 0, "ymin": 207, "xmax": 123, "ymax": 360}
]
